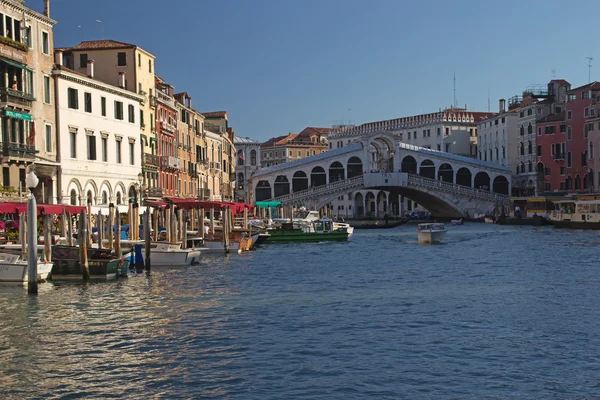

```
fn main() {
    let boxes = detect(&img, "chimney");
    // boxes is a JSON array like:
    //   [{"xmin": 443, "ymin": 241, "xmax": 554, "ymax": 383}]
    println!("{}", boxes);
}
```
[
  {"xmin": 44, "ymin": 0, "xmax": 50, "ymax": 17},
  {"xmin": 87, "ymin": 59, "xmax": 94, "ymax": 78},
  {"xmin": 188, "ymin": 96, "xmax": 192, "ymax": 109},
  {"xmin": 118, "ymin": 71, "xmax": 125, "ymax": 88},
  {"xmin": 499, "ymin": 99, "xmax": 506, "ymax": 114},
  {"xmin": 54, "ymin": 49, "xmax": 63, "ymax": 66}
]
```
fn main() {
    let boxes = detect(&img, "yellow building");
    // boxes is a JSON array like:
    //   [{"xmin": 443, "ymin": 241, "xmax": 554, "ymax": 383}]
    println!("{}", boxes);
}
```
[{"xmin": 201, "ymin": 111, "xmax": 235, "ymax": 201}]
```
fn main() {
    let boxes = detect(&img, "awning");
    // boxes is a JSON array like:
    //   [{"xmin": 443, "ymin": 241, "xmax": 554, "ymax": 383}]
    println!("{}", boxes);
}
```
[
  {"xmin": 0, "ymin": 202, "xmax": 85, "ymax": 215},
  {"xmin": 255, "ymin": 201, "xmax": 281, "ymax": 209},
  {"xmin": 145, "ymin": 200, "xmax": 167, "ymax": 209},
  {"xmin": 3, "ymin": 109, "xmax": 31, "ymax": 121},
  {"xmin": 0, "ymin": 56, "xmax": 33, "ymax": 72}
]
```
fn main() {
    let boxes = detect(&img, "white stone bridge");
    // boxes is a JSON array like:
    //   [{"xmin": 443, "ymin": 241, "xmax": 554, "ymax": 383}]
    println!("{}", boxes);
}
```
[{"xmin": 251, "ymin": 132, "xmax": 512, "ymax": 218}]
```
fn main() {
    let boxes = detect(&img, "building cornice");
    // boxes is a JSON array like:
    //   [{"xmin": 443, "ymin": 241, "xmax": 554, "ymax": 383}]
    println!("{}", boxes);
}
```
[
  {"xmin": 54, "ymin": 69, "xmax": 144, "ymax": 102},
  {"xmin": 1, "ymin": 0, "xmax": 56, "ymax": 26}
]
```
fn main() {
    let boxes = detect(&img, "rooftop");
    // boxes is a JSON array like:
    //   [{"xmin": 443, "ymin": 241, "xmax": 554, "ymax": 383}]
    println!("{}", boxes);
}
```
[
  {"xmin": 60, "ymin": 40, "xmax": 137, "ymax": 51},
  {"xmin": 202, "ymin": 111, "xmax": 227, "ymax": 118},
  {"xmin": 537, "ymin": 111, "xmax": 566, "ymax": 124},
  {"xmin": 234, "ymin": 136, "xmax": 261, "ymax": 144}
]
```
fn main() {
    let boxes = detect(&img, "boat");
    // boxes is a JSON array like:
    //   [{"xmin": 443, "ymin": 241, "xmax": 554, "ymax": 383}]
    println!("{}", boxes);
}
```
[
  {"xmin": 451, "ymin": 218, "xmax": 463, "ymax": 225},
  {"xmin": 118, "ymin": 241, "xmax": 202, "ymax": 266},
  {"xmin": 349, "ymin": 218, "xmax": 408, "ymax": 230},
  {"xmin": 0, "ymin": 253, "xmax": 53, "ymax": 283},
  {"xmin": 333, "ymin": 221, "xmax": 354, "ymax": 235},
  {"xmin": 484, "ymin": 217, "xmax": 496, "ymax": 224},
  {"xmin": 266, "ymin": 218, "xmax": 349, "ymax": 243},
  {"xmin": 417, "ymin": 223, "xmax": 446, "ymax": 244},
  {"xmin": 549, "ymin": 199, "xmax": 600, "ymax": 229},
  {"xmin": 51, "ymin": 245, "xmax": 128, "ymax": 280},
  {"xmin": 201, "ymin": 231, "xmax": 259, "ymax": 254}
]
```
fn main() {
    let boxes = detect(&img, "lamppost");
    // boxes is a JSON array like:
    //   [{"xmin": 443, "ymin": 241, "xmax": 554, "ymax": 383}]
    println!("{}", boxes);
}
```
[
  {"xmin": 137, "ymin": 173, "xmax": 143, "ymax": 205},
  {"xmin": 26, "ymin": 169, "xmax": 39, "ymax": 295}
]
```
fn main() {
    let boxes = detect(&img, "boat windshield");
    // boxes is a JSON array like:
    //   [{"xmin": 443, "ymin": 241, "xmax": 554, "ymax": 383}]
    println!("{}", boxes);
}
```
[
  {"xmin": 293, "ymin": 210, "xmax": 310, "ymax": 219},
  {"xmin": 432, "ymin": 224, "xmax": 445, "ymax": 230}
]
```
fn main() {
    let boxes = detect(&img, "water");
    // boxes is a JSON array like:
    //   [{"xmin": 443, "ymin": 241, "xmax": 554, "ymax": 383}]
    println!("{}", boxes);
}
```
[{"xmin": 1, "ymin": 223, "xmax": 600, "ymax": 399}]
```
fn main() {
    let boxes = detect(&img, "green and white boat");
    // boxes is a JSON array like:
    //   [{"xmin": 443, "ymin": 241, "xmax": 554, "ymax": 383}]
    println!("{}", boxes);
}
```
[
  {"xmin": 265, "ymin": 218, "xmax": 349, "ymax": 243},
  {"xmin": 50, "ymin": 246, "xmax": 128, "ymax": 280}
]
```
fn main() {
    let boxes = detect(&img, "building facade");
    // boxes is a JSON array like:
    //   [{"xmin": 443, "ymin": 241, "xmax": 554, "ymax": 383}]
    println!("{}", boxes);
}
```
[
  {"xmin": 174, "ymin": 92, "xmax": 199, "ymax": 198},
  {"xmin": 53, "ymin": 62, "xmax": 143, "ymax": 206},
  {"xmin": 233, "ymin": 136, "xmax": 261, "ymax": 203},
  {"xmin": 202, "ymin": 111, "xmax": 235, "ymax": 201},
  {"xmin": 0, "ymin": 0, "xmax": 56, "ymax": 202},
  {"xmin": 536, "ymin": 112, "xmax": 566, "ymax": 193},
  {"xmin": 260, "ymin": 128, "xmax": 330, "ymax": 168},
  {"xmin": 57, "ymin": 39, "xmax": 158, "ymax": 196},
  {"xmin": 154, "ymin": 76, "xmax": 178, "ymax": 197}
]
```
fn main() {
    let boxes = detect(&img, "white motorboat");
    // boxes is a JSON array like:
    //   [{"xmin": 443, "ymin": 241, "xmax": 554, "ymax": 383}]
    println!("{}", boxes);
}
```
[
  {"xmin": 117, "ymin": 241, "xmax": 202, "ymax": 266},
  {"xmin": 0, "ymin": 253, "xmax": 53, "ymax": 283},
  {"xmin": 451, "ymin": 218, "xmax": 463, "ymax": 226},
  {"xmin": 484, "ymin": 217, "xmax": 496, "ymax": 224},
  {"xmin": 202, "ymin": 232, "xmax": 260, "ymax": 254},
  {"xmin": 333, "ymin": 221, "xmax": 354, "ymax": 235},
  {"xmin": 417, "ymin": 223, "xmax": 446, "ymax": 244}
]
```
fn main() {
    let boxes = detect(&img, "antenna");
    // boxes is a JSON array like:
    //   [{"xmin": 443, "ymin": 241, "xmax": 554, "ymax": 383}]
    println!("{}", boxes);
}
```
[
  {"xmin": 96, "ymin": 20, "xmax": 104, "ymax": 40},
  {"xmin": 487, "ymin": 89, "xmax": 490, "ymax": 112},
  {"xmin": 551, "ymin": 69, "xmax": 556, "ymax": 79},
  {"xmin": 587, "ymin": 57, "xmax": 593, "ymax": 83},
  {"xmin": 453, "ymin": 72, "xmax": 457, "ymax": 108}
]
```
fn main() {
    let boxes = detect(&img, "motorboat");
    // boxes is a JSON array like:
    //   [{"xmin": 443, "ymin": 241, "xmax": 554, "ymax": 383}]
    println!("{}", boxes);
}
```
[
  {"xmin": 484, "ymin": 217, "xmax": 496, "ymax": 224},
  {"xmin": 333, "ymin": 221, "xmax": 354, "ymax": 236},
  {"xmin": 451, "ymin": 218, "xmax": 463, "ymax": 226},
  {"xmin": 0, "ymin": 253, "xmax": 53, "ymax": 283},
  {"xmin": 118, "ymin": 241, "xmax": 202, "ymax": 266},
  {"xmin": 550, "ymin": 199, "xmax": 600, "ymax": 229},
  {"xmin": 267, "ymin": 218, "xmax": 349, "ymax": 243},
  {"xmin": 417, "ymin": 223, "xmax": 446, "ymax": 244}
]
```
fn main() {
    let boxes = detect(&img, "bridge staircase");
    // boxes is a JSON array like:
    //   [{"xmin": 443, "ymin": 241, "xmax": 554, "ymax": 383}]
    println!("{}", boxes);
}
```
[{"xmin": 273, "ymin": 175, "xmax": 365, "ymax": 205}]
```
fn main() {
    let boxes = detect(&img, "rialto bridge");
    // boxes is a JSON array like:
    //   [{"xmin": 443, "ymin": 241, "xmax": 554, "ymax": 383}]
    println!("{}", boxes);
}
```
[{"xmin": 251, "ymin": 132, "xmax": 512, "ymax": 218}]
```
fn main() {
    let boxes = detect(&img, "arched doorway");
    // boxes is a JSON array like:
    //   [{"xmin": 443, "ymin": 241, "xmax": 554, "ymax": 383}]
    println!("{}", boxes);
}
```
[
  {"xmin": 365, "ymin": 192, "xmax": 376, "ymax": 218},
  {"xmin": 237, "ymin": 172, "xmax": 244, "ymax": 189},
  {"xmin": 116, "ymin": 192, "xmax": 122, "ymax": 205},
  {"xmin": 575, "ymin": 174, "xmax": 581, "ymax": 190},
  {"xmin": 292, "ymin": 171, "xmax": 308, "ymax": 192},
  {"xmin": 376, "ymin": 192, "xmax": 387, "ymax": 218},
  {"xmin": 354, "ymin": 192, "xmax": 364, "ymax": 218},
  {"xmin": 274, "ymin": 175, "xmax": 290, "ymax": 197},
  {"xmin": 255, "ymin": 180, "xmax": 271, "ymax": 201},
  {"xmin": 347, "ymin": 156, "xmax": 363, "ymax": 178},
  {"xmin": 329, "ymin": 161, "xmax": 345, "ymax": 183},
  {"xmin": 311, "ymin": 166, "xmax": 326, "ymax": 187},
  {"xmin": 87, "ymin": 190, "xmax": 94, "ymax": 205},
  {"xmin": 493, "ymin": 175, "xmax": 509, "ymax": 195},
  {"xmin": 128, "ymin": 186, "xmax": 137, "ymax": 203},
  {"xmin": 70, "ymin": 189, "xmax": 78, "ymax": 205},
  {"xmin": 456, "ymin": 167, "xmax": 472, "ymax": 187},
  {"xmin": 401, "ymin": 156, "xmax": 417, "ymax": 174},
  {"xmin": 419, "ymin": 159, "xmax": 435, "ymax": 179},
  {"xmin": 474, "ymin": 172, "xmax": 490, "ymax": 190},
  {"xmin": 437, "ymin": 163, "xmax": 453, "ymax": 183}
]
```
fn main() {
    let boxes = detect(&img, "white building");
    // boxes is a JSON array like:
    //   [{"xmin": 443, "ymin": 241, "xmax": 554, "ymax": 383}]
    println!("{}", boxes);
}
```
[
  {"xmin": 233, "ymin": 136, "xmax": 261, "ymax": 203},
  {"xmin": 53, "ymin": 60, "xmax": 143, "ymax": 206}
]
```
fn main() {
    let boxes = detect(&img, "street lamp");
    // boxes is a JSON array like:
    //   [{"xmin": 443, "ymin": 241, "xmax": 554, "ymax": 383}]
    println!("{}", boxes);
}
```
[
  {"xmin": 25, "ymin": 169, "xmax": 39, "ymax": 295},
  {"xmin": 137, "ymin": 173, "xmax": 143, "ymax": 205}
]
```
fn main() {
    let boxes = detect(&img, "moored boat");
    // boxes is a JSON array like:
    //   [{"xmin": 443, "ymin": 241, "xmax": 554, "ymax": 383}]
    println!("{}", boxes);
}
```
[
  {"xmin": 451, "ymin": 218, "xmax": 463, "ymax": 225},
  {"xmin": 266, "ymin": 218, "xmax": 349, "ymax": 243},
  {"xmin": 417, "ymin": 223, "xmax": 446, "ymax": 244},
  {"xmin": 0, "ymin": 253, "xmax": 53, "ymax": 283},
  {"xmin": 51, "ymin": 245, "xmax": 127, "ymax": 280},
  {"xmin": 549, "ymin": 199, "xmax": 600, "ymax": 229}
]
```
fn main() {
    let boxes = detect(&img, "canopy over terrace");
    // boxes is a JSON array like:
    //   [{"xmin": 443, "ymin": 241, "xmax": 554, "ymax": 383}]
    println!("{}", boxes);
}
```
[
  {"xmin": 164, "ymin": 198, "xmax": 253, "ymax": 214},
  {"xmin": 0, "ymin": 202, "xmax": 86, "ymax": 215},
  {"xmin": 90, "ymin": 204, "xmax": 151, "ymax": 216},
  {"xmin": 255, "ymin": 201, "xmax": 282, "ymax": 209}
]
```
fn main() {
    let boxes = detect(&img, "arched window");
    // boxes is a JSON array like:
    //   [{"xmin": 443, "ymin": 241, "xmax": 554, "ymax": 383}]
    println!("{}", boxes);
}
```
[
  {"xmin": 520, "ymin": 126, "xmax": 524, "ymax": 135},
  {"xmin": 237, "ymin": 150, "xmax": 244, "ymax": 166},
  {"xmin": 237, "ymin": 172, "xmax": 244, "ymax": 189},
  {"xmin": 528, "ymin": 161, "xmax": 532, "ymax": 172},
  {"xmin": 575, "ymin": 174, "xmax": 581, "ymax": 190},
  {"xmin": 567, "ymin": 126, "xmax": 572, "ymax": 140},
  {"xmin": 528, "ymin": 140, "xmax": 532, "ymax": 154},
  {"xmin": 102, "ymin": 191, "xmax": 108, "ymax": 204},
  {"xmin": 520, "ymin": 142, "xmax": 524, "ymax": 155},
  {"xmin": 528, "ymin": 124, "xmax": 533, "ymax": 134},
  {"xmin": 520, "ymin": 162, "xmax": 525, "ymax": 174},
  {"xmin": 250, "ymin": 149, "xmax": 257, "ymax": 166},
  {"xmin": 70, "ymin": 189, "xmax": 77, "ymax": 205},
  {"xmin": 590, "ymin": 141, "xmax": 594, "ymax": 160},
  {"xmin": 567, "ymin": 152, "xmax": 572, "ymax": 167}
]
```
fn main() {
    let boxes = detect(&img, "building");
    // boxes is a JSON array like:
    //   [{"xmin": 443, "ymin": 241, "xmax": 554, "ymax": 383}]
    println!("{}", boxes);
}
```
[
  {"xmin": 174, "ymin": 92, "xmax": 201, "ymax": 198},
  {"xmin": 201, "ymin": 111, "xmax": 235, "ymax": 201},
  {"xmin": 588, "ymin": 96, "xmax": 600, "ymax": 191},
  {"xmin": 52, "ymin": 60, "xmax": 144, "ymax": 206},
  {"xmin": 154, "ymin": 76, "xmax": 178, "ymax": 197},
  {"xmin": 536, "ymin": 112, "xmax": 566, "ymax": 192},
  {"xmin": 0, "ymin": 0, "xmax": 57, "ymax": 202},
  {"xmin": 57, "ymin": 39, "xmax": 158, "ymax": 196},
  {"xmin": 260, "ymin": 127, "xmax": 330, "ymax": 168},
  {"xmin": 233, "ymin": 136, "xmax": 261, "ymax": 203},
  {"xmin": 565, "ymin": 81, "xmax": 600, "ymax": 192}
]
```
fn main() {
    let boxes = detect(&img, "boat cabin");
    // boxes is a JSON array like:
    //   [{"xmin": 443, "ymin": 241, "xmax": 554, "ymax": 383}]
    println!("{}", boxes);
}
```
[
  {"xmin": 550, "ymin": 200, "xmax": 576, "ymax": 222},
  {"xmin": 417, "ymin": 223, "xmax": 445, "ymax": 232}
]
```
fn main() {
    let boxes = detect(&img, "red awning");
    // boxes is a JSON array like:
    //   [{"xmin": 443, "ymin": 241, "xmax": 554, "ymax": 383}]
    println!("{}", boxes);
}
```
[
  {"xmin": 0, "ymin": 202, "xmax": 20, "ymax": 214},
  {"xmin": 0, "ymin": 202, "xmax": 87, "ymax": 215},
  {"xmin": 145, "ymin": 200, "xmax": 167, "ymax": 209}
]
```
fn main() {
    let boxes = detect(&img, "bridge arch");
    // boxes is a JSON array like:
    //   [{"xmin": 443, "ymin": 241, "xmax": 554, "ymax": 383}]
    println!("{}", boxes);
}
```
[
  {"xmin": 255, "ymin": 180, "xmax": 272, "ymax": 201},
  {"xmin": 292, "ymin": 171, "xmax": 308, "ymax": 192},
  {"xmin": 329, "ymin": 161, "xmax": 345, "ymax": 183},
  {"xmin": 474, "ymin": 171, "xmax": 490, "ymax": 190},
  {"xmin": 353, "ymin": 192, "xmax": 364, "ymax": 218},
  {"xmin": 493, "ymin": 175, "xmax": 509, "ymax": 195},
  {"xmin": 368, "ymin": 136, "xmax": 395, "ymax": 172},
  {"xmin": 438, "ymin": 163, "xmax": 453, "ymax": 183},
  {"xmin": 401, "ymin": 156, "xmax": 417, "ymax": 174},
  {"xmin": 376, "ymin": 191, "xmax": 387, "ymax": 218},
  {"xmin": 347, "ymin": 156, "xmax": 363, "ymax": 178},
  {"xmin": 311, "ymin": 166, "xmax": 326, "ymax": 187},
  {"xmin": 274, "ymin": 175, "xmax": 290, "ymax": 197},
  {"xmin": 419, "ymin": 159, "xmax": 435, "ymax": 179},
  {"xmin": 456, "ymin": 167, "xmax": 472, "ymax": 187}
]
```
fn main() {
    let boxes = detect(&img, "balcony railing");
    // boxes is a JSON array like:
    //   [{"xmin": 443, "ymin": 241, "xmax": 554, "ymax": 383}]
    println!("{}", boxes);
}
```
[
  {"xmin": 160, "ymin": 155, "xmax": 180, "ymax": 170},
  {"xmin": 553, "ymin": 153, "xmax": 565, "ymax": 160},
  {"xmin": 143, "ymin": 153, "xmax": 160, "ymax": 168},
  {"xmin": 156, "ymin": 91, "xmax": 175, "ymax": 108},
  {"xmin": 159, "ymin": 120, "xmax": 176, "ymax": 135},
  {"xmin": 210, "ymin": 161, "xmax": 221, "ymax": 170},
  {"xmin": 0, "ymin": 142, "xmax": 36, "ymax": 159},
  {"xmin": 149, "ymin": 95, "xmax": 156, "ymax": 108},
  {"xmin": 0, "ymin": 88, "xmax": 34, "ymax": 108},
  {"xmin": 146, "ymin": 187, "xmax": 163, "ymax": 198}
]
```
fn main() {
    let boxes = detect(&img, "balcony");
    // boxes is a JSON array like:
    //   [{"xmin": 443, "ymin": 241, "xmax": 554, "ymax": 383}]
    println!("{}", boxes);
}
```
[
  {"xmin": 159, "ymin": 120, "xmax": 176, "ymax": 135},
  {"xmin": 156, "ymin": 91, "xmax": 175, "ymax": 109},
  {"xmin": 0, "ymin": 142, "xmax": 36, "ymax": 159},
  {"xmin": 146, "ymin": 187, "xmax": 163, "ymax": 198},
  {"xmin": 149, "ymin": 95, "xmax": 156, "ymax": 108},
  {"xmin": 161, "ymin": 155, "xmax": 180, "ymax": 170},
  {"xmin": 0, "ymin": 36, "xmax": 29, "ymax": 52},
  {"xmin": 198, "ymin": 188, "xmax": 211, "ymax": 200},
  {"xmin": 553, "ymin": 153, "xmax": 565, "ymax": 161},
  {"xmin": 210, "ymin": 161, "xmax": 221, "ymax": 170},
  {"xmin": 0, "ymin": 88, "xmax": 34, "ymax": 109},
  {"xmin": 143, "ymin": 153, "xmax": 160, "ymax": 168}
]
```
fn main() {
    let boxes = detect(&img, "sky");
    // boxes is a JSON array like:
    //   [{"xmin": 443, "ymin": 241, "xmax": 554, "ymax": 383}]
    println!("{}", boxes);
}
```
[{"xmin": 37, "ymin": 0, "xmax": 600, "ymax": 141}]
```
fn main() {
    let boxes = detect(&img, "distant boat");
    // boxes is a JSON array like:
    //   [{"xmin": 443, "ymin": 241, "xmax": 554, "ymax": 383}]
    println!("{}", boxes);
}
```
[
  {"xmin": 484, "ymin": 217, "xmax": 496, "ymax": 224},
  {"xmin": 417, "ymin": 223, "xmax": 446, "ymax": 244},
  {"xmin": 451, "ymin": 218, "xmax": 463, "ymax": 226},
  {"xmin": 350, "ymin": 218, "xmax": 408, "ymax": 230}
]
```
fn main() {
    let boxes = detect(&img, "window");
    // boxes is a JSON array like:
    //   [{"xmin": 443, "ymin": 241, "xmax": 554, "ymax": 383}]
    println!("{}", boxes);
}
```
[
  {"xmin": 528, "ymin": 161, "xmax": 532, "ymax": 172},
  {"xmin": 502, "ymin": 146, "xmax": 506, "ymax": 159},
  {"xmin": 251, "ymin": 150, "xmax": 257, "ymax": 165},
  {"xmin": 437, "ymin": 127, "xmax": 441, "ymax": 136},
  {"xmin": 128, "ymin": 104, "xmax": 135, "ymax": 123},
  {"xmin": 560, "ymin": 124, "xmax": 566, "ymax": 133},
  {"xmin": 70, "ymin": 131, "xmax": 77, "ymax": 158},
  {"xmin": 520, "ymin": 111, "xmax": 524, "ymax": 118},
  {"xmin": 84, "ymin": 92, "xmax": 92, "ymax": 113},
  {"xmin": 117, "ymin": 52, "xmax": 126, "ymax": 66},
  {"xmin": 528, "ymin": 124, "xmax": 533, "ymax": 134},
  {"xmin": 537, "ymin": 145, "xmax": 542, "ymax": 157},
  {"xmin": 114, "ymin": 101, "xmax": 123, "ymax": 120},
  {"xmin": 148, "ymin": 60, "xmax": 152, "ymax": 73},
  {"xmin": 527, "ymin": 109, "xmax": 532, "ymax": 116},
  {"xmin": 582, "ymin": 91, "xmax": 590, "ymax": 99},
  {"xmin": 67, "ymin": 88, "xmax": 78, "ymax": 109},
  {"xmin": 138, "ymin": 53, "xmax": 141, "ymax": 67},
  {"xmin": 80, "ymin": 53, "xmax": 88, "ymax": 68},
  {"xmin": 567, "ymin": 126, "xmax": 572, "ymax": 140},
  {"xmin": 567, "ymin": 152, "xmax": 572, "ymax": 167},
  {"xmin": 520, "ymin": 143, "xmax": 524, "ymax": 155},
  {"xmin": 24, "ymin": 25, "xmax": 31, "ymax": 47},
  {"xmin": 129, "ymin": 142, "xmax": 135, "ymax": 165},
  {"xmin": 116, "ymin": 140, "xmax": 122, "ymax": 163},
  {"xmin": 585, "ymin": 107, "xmax": 589, "ymax": 117},
  {"xmin": 102, "ymin": 137, "xmax": 107, "ymax": 162},
  {"xmin": 87, "ymin": 134, "xmax": 96, "ymax": 160},
  {"xmin": 567, "ymin": 110, "xmax": 572, "ymax": 120},
  {"xmin": 45, "ymin": 124, "xmax": 52, "ymax": 153},
  {"xmin": 43, "ymin": 76, "xmax": 50, "ymax": 104},
  {"xmin": 101, "ymin": 97, "xmax": 106, "ymax": 116},
  {"xmin": 567, "ymin": 94, "xmax": 576, "ymax": 102},
  {"xmin": 41, "ymin": 31, "xmax": 49, "ymax": 54},
  {"xmin": 520, "ymin": 126, "xmax": 524, "ymax": 135}
]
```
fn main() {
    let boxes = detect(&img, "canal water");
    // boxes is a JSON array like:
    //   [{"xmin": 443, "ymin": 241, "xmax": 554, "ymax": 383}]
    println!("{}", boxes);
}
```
[{"xmin": 1, "ymin": 223, "xmax": 600, "ymax": 399}]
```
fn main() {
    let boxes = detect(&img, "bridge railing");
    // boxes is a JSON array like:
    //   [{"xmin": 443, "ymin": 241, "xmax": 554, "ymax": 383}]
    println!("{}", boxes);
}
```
[
  {"xmin": 274, "ymin": 175, "xmax": 365, "ymax": 203},
  {"xmin": 406, "ymin": 174, "xmax": 509, "ymax": 202}
]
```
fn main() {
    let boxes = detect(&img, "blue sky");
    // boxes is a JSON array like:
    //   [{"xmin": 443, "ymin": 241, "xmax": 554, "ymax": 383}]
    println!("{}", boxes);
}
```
[{"xmin": 43, "ymin": 0, "xmax": 600, "ymax": 141}]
